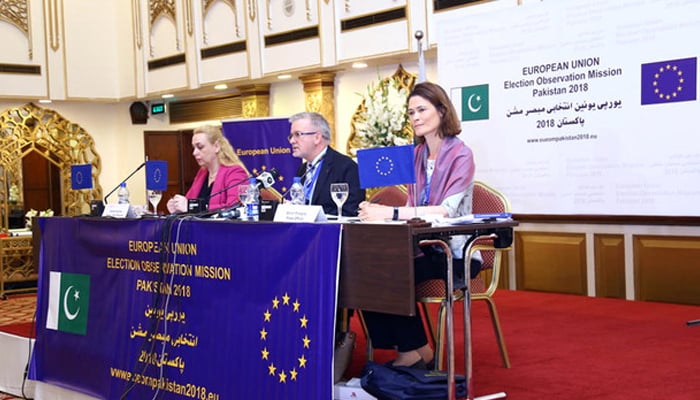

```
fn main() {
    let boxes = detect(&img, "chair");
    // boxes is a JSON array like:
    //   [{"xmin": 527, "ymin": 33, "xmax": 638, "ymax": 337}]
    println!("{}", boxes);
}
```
[
  {"xmin": 415, "ymin": 181, "xmax": 512, "ymax": 369},
  {"xmin": 368, "ymin": 185, "xmax": 407, "ymax": 206},
  {"xmin": 357, "ymin": 182, "xmax": 512, "ymax": 369},
  {"xmin": 0, "ymin": 236, "xmax": 37, "ymax": 299}
]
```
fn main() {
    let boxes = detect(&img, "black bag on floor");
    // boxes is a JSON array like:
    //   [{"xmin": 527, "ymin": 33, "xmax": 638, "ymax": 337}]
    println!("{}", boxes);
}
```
[{"xmin": 360, "ymin": 361, "xmax": 467, "ymax": 400}]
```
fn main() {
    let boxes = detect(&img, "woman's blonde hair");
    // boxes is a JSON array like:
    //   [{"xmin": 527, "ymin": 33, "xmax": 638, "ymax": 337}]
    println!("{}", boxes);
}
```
[{"xmin": 193, "ymin": 125, "xmax": 249, "ymax": 174}]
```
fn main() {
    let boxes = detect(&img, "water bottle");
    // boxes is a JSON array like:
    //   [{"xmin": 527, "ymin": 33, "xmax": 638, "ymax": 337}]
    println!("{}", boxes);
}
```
[
  {"xmin": 289, "ymin": 176, "xmax": 304, "ymax": 205},
  {"xmin": 117, "ymin": 182, "xmax": 130, "ymax": 204},
  {"xmin": 246, "ymin": 178, "xmax": 259, "ymax": 221}
]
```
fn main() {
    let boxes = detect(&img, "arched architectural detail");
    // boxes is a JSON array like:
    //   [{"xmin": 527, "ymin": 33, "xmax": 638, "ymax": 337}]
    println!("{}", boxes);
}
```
[{"xmin": 0, "ymin": 103, "xmax": 103, "ymax": 230}]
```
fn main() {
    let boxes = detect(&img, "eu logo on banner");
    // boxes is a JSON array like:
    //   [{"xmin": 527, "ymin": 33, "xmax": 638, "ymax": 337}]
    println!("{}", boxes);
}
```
[
  {"xmin": 641, "ymin": 57, "xmax": 697, "ymax": 105},
  {"xmin": 146, "ymin": 160, "xmax": 168, "ymax": 190},
  {"xmin": 452, "ymin": 84, "xmax": 489, "ymax": 121},
  {"xmin": 357, "ymin": 145, "xmax": 415, "ymax": 189},
  {"xmin": 46, "ymin": 271, "xmax": 90, "ymax": 335},
  {"xmin": 70, "ymin": 164, "xmax": 92, "ymax": 190}
]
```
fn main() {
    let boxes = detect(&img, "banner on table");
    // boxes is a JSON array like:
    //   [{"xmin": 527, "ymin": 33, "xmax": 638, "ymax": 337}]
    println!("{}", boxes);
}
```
[{"xmin": 30, "ymin": 218, "xmax": 341, "ymax": 399}]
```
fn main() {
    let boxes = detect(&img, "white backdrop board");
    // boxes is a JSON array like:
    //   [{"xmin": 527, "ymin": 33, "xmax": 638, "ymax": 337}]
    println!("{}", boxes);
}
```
[{"xmin": 436, "ymin": 0, "xmax": 700, "ymax": 216}]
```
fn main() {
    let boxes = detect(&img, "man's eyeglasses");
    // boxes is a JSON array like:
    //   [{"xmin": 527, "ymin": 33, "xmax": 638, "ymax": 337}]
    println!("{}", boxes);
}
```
[{"xmin": 288, "ymin": 131, "xmax": 318, "ymax": 141}]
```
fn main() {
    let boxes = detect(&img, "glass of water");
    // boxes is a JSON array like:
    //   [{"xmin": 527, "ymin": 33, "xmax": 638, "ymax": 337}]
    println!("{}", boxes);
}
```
[
  {"xmin": 330, "ymin": 182, "xmax": 349, "ymax": 220},
  {"xmin": 147, "ymin": 190, "xmax": 162, "ymax": 214},
  {"xmin": 238, "ymin": 185, "xmax": 249, "ymax": 206}
]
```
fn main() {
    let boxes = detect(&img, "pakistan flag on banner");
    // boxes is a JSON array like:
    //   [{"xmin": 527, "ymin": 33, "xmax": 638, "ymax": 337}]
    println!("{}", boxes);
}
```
[{"xmin": 46, "ymin": 271, "xmax": 90, "ymax": 335}]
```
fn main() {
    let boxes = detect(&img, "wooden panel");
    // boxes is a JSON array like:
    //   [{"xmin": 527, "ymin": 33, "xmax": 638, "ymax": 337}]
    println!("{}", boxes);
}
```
[
  {"xmin": 515, "ymin": 231, "xmax": 587, "ymax": 295},
  {"xmin": 339, "ymin": 224, "xmax": 415, "ymax": 316},
  {"xmin": 594, "ymin": 234, "xmax": 625, "ymax": 299},
  {"xmin": 143, "ymin": 130, "xmax": 196, "ymax": 213},
  {"xmin": 634, "ymin": 235, "xmax": 700, "ymax": 305},
  {"xmin": 22, "ymin": 150, "xmax": 62, "ymax": 214}
]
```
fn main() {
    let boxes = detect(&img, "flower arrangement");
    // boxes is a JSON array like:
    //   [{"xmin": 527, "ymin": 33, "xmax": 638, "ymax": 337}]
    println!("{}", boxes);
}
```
[
  {"xmin": 353, "ymin": 75, "xmax": 412, "ymax": 150},
  {"xmin": 25, "ymin": 209, "xmax": 54, "ymax": 229}
]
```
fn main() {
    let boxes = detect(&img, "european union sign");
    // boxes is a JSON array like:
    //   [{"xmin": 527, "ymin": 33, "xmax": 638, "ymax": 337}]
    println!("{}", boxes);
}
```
[
  {"xmin": 357, "ymin": 145, "xmax": 415, "ymax": 189},
  {"xmin": 641, "ymin": 57, "xmax": 697, "ymax": 105},
  {"xmin": 145, "ymin": 160, "xmax": 168, "ymax": 190},
  {"xmin": 70, "ymin": 164, "xmax": 92, "ymax": 190},
  {"xmin": 30, "ymin": 218, "xmax": 341, "ymax": 399}
]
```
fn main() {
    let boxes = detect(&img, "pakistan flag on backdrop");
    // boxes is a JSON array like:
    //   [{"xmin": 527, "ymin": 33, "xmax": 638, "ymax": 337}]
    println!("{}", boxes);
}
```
[
  {"xmin": 46, "ymin": 271, "xmax": 90, "ymax": 335},
  {"xmin": 451, "ymin": 84, "xmax": 489, "ymax": 121}
]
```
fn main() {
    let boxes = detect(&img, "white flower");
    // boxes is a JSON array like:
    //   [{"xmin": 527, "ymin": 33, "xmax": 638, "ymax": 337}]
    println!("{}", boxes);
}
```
[{"xmin": 357, "ymin": 76, "xmax": 412, "ymax": 149}]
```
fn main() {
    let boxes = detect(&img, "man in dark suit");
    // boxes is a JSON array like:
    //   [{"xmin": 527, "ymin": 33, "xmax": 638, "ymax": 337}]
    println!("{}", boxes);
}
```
[
  {"xmin": 288, "ymin": 111, "xmax": 365, "ymax": 217},
  {"xmin": 288, "ymin": 111, "xmax": 365, "ymax": 383}
]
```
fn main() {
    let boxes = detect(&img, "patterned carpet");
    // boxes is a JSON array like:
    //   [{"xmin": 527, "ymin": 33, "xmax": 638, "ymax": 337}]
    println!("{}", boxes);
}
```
[{"xmin": 0, "ymin": 294, "xmax": 36, "ymax": 333}]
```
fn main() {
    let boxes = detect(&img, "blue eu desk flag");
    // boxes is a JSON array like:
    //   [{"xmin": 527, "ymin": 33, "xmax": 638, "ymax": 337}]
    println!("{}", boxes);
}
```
[
  {"xmin": 641, "ymin": 57, "xmax": 696, "ymax": 105},
  {"xmin": 70, "ymin": 164, "xmax": 92, "ymax": 190},
  {"xmin": 145, "ymin": 160, "xmax": 168, "ymax": 190},
  {"xmin": 357, "ymin": 145, "xmax": 415, "ymax": 189}
]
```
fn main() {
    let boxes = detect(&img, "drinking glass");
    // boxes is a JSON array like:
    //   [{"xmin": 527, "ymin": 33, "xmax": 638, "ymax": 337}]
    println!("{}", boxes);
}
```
[
  {"xmin": 330, "ymin": 183, "xmax": 349, "ymax": 220},
  {"xmin": 238, "ymin": 185, "xmax": 249, "ymax": 206},
  {"xmin": 147, "ymin": 190, "xmax": 162, "ymax": 214}
]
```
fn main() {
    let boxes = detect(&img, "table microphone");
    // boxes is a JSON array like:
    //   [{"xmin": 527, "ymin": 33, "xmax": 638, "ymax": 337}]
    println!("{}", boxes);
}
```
[
  {"xmin": 255, "ymin": 168, "xmax": 280, "ymax": 189},
  {"xmin": 103, "ymin": 162, "xmax": 146, "ymax": 204}
]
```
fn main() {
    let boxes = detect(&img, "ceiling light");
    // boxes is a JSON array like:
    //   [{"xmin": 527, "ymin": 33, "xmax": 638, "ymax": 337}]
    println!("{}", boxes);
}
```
[
  {"xmin": 277, "ymin": 74, "xmax": 292, "ymax": 80},
  {"xmin": 214, "ymin": 84, "xmax": 228, "ymax": 90},
  {"xmin": 161, "ymin": 94, "xmax": 174, "ymax": 99},
  {"xmin": 352, "ymin": 62, "xmax": 368, "ymax": 69}
]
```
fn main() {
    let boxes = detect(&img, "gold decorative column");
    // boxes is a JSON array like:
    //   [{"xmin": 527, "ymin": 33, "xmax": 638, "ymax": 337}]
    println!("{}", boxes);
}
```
[
  {"xmin": 299, "ymin": 72, "xmax": 336, "ymax": 147},
  {"xmin": 238, "ymin": 84, "xmax": 271, "ymax": 118}
]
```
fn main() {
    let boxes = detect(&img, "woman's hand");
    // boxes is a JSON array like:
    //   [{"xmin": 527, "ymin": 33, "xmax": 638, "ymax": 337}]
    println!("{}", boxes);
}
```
[
  {"xmin": 166, "ymin": 194, "xmax": 188, "ymax": 214},
  {"xmin": 357, "ymin": 201, "xmax": 391, "ymax": 221}
]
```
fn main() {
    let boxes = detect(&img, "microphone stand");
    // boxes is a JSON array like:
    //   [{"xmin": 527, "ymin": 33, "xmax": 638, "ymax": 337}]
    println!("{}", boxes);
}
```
[{"xmin": 104, "ymin": 162, "xmax": 146, "ymax": 203}]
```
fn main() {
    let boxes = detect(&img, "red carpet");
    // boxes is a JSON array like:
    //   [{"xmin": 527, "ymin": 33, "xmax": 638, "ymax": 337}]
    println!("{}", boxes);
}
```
[
  {"xmin": 0, "ymin": 322, "xmax": 34, "ymax": 338},
  {"xmin": 345, "ymin": 290, "xmax": 700, "ymax": 399},
  {"xmin": 0, "ymin": 294, "xmax": 36, "ymax": 338}
]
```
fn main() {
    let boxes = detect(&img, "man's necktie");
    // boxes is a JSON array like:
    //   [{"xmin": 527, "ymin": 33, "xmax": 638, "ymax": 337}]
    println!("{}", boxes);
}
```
[{"xmin": 303, "ymin": 162, "xmax": 316, "ymax": 204}]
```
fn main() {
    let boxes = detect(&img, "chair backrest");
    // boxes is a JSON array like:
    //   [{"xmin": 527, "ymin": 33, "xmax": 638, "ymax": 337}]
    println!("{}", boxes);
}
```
[
  {"xmin": 368, "ymin": 185, "xmax": 407, "ymax": 206},
  {"xmin": 471, "ymin": 181, "xmax": 511, "ymax": 271}
]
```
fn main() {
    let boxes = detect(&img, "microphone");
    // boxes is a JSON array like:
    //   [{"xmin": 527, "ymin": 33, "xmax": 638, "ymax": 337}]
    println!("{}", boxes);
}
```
[
  {"xmin": 103, "ymin": 162, "xmax": 146, "ymax": 204},
  {"xmin": 254, "ymin": 168, "xmax": 280, "ymax": 189}
]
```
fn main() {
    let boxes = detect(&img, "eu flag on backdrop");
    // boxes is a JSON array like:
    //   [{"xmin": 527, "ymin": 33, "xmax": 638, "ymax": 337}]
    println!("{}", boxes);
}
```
[
  {"xmin": 145, "ymin": 160, "xmax": 168, "ymax": 190},
  {"xmin": 357, "ymin": 145, "xmax": 415, "ymax": 189},
  {"xmin": 641, "ymin": 57, "xmax": 697, "ymax": 105},
  {"xmin": 70, "ymin": 164, "xmax": 92, "ymax": 189}
]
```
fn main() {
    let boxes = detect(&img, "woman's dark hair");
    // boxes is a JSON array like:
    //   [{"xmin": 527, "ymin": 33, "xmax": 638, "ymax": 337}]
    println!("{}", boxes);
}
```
[{"xmin": 408, "ymin": 82, "xmax": 462, "ymax": 144}]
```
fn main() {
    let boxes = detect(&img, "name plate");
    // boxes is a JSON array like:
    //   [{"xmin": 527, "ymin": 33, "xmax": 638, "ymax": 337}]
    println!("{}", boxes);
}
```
[
  {"xmin": 273, "ymin": 204, "xmax": 327, "ymax": 223},
  {"xmin": 102, "ymin": 204, "xmax": 135, "ymax": 218}
]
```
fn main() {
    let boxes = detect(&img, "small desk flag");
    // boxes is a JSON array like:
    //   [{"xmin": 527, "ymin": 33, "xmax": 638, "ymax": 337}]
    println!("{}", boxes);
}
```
[
  {"xmin": 357, "ymin": 144, "xmax": 415, "ymax": 189},
  {"xmin": 146, "ymin": 160, "xmax": 168, "ymax": 190},
  {"xmin": 70, "ymin": 164, "xmax": 92, "ymax": 190}
]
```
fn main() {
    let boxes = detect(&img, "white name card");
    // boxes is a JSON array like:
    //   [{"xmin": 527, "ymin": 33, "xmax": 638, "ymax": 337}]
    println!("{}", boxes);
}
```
[
  {"xmin": 274, "ymin": 204, "xmax": 327, "ymax": 223},
  {"xmin": 102, "ymin": 204, "xmax": 135, "ymax": 219}
]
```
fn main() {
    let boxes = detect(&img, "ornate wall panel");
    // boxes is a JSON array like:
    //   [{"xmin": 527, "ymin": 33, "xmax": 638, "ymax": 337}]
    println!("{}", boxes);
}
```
[
  {"xmin": 594, "ymin": 234, "xmax": 625, "ymax": 299},
  {"xmin": 515, "ymin": 231, "xmax": 587, "ymax": 295},
  {"xmin": 0, "ymin": 0, "xmax": 32, "ymax": 58},
  {"xmin": 300, "ymin": 72, "xmax": 335, "ymax": 147},
  {"xmin": 335, "ymin": 0, "xmax": 411, "ymax": 62},
  {"xmin": 238, "ymin": 84, "xmax": 270, "ymax": 118},
  {"xmin": 0, "ymin": 103, "xmax": 102, "ymax": 228},
  {"xmin": 198, "ymin": 0, "xmax": 249, "ymax": 83},
  {"xmin": 634, "ymin": 235, "xmax": 700, "ymax": 305}
]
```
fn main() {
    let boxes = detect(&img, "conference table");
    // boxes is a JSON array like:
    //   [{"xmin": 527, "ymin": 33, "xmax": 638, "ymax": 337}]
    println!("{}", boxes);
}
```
[{"xmin": 30, "ymin": 216, "xmax": 515, "ymax": 400}]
